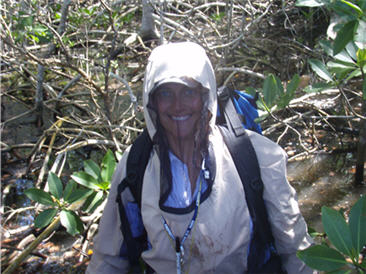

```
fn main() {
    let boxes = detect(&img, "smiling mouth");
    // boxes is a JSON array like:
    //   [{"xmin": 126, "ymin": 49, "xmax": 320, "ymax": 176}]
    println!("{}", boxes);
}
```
[{"xmin": 171, "ymin": 115, "xmax": 191, "ymax": 121}]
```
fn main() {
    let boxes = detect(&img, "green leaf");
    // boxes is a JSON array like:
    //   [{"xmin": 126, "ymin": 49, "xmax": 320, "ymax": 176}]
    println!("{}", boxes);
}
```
[
  {"xmin": 54, "ymin": 12, "xmax": 61, "ymax": 20},
  {"xmin": 355, "ymin": 20, "xmax": 366, "ymax": 44},
  {"xmin": 320, "ymin": 40, "xmax": 334, "ymax": 57},
  {"xmin": 275, "ymin": 75, "xmax": 284, "ymax": 95},
  {"xmin": 349, "ymin": 196, "xmax": 366, "ymax": 254},
  {"xmin": 83, "ymin": 191, "xmax": 104, "ymax": 213},
  {"xmin": 287, "ymin": 74, "xmax": 300, "ymax": 95},
  {"xmin": 34, "ymin": 208, "xmax": 58, "ymax": 228},
  {"xmin": 327, "ymin": 60, "xmax": 357, "ymax": 70},
  {"xmin": 63, "ymin": 180, "xmax": 76, "ymax": 200},
  {"xmin": 278, "ymin": 74, "xmax": 300, "ymax": 109},
  {"xmin": 327, "ymin": 60, "xmax": 355, "ymax": 80},
  {"xmin": 297, "ymin": 245, "xmax": 347, "ymax": 271},
  {"xmin": 101, "ymin": 149, "xmax": 116, "ymax": 183},
  {"xmin": 327, "ymin": 62, "xmax": 355, "ymax": 79},
  {"xmin": 29, "ymin": 34, "xmax": 39, "ymax": 43},
  {"xmin": 65, "ymin": 188, "xmax": 93, "ymax": 204},
  {"xmin": 360, "ymin": 0, "xmax": 366, "ymax": 10},
  {"xmin": 345, "ymin": 42, "xmax": 358, "ymax": 61},
  {"xmin": 18, "ymin": 14, "xmax": 34, "ymax": 29},
  {"xmin": 71, "ymin": 171, "xmax": 101, "ymax": 190},
  {"xmin": 263, "ymin": 74, "xmax": 279, "ymax": 108},
  {"xmin": 340, "ymin": 0, "xmax": 363, "ymax": 17},
  {"xmin": 327, "ymin": 270, "xmax": 352, "ymax": 274},
  {"xmin": 96, "ymin": 181, "xmax": 110, "ymax": 191},
  {"xmin": 322, "ymin": 206, "xmax": 354, "ymax": 257},
  {"xmin": 60, "ymin": 210, "xmax": 83, "ymax": 236},
  {"xmin": 33, "ymin": 25, "xmax": 47, "ymax": 36},
  {"xmin": 295, "ymin": 0, "xmax": 327, "ymax": 7},
  {"xmin": 84, "ymin": 159, "xmax": 101, "ymax": 180},
  {"xmin": 244, "ymin": 87, "xmax": 257, "ymax": 97},
  {"xmin": 331, "ymin": 1, "xmax": 359, "ymax": 18},
  {"xmin": 357, "ymin": 48, "xmax": 366, "ymax": 67},
  {"xmin": 48, "ymin": 172, "xmax": 63, "ymax": 200},
  {"xmin": 335, "ymin": 68, "xmax": 354, "ymax": 81},
  {"xmin": 360, "ymin": 259, "xmax": 366, "ymax": 270},
  {"xmin": 335, "ymin": 50, "xmax": 357, "ymax": 63},
  {"xmin": 320, "ymin": 40, "xmax": 356, "ymax": 63},
  {"xmin": 308, "ymin": 226, "xmax": 325, "ymax": 238},
  {"xmin": 334, "ymin": 20, "xmax": 358, "ymax": 55},
  {"xmin": 24, "ymin": 188, "xmax": 56, "ymax": 206},
  {"xmin": 309, "ymin": 59, "xmax": 333, "ymax": 82},
  {"xmin": 345, "ymin": 68, "xmax": 362, "ymax": 82}
]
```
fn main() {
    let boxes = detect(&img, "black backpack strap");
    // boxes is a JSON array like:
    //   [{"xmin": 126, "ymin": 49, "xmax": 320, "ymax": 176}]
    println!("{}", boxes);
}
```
[
  {"xmin": 116, "ymin": 182, "xmax": 141, "ymax": 270},
  {"xmin": 116, "ymin": 129, "xmax": 154, "ymax": 273},
  {"xmin": 123, "ymin": 129, "xmax": 153, "ymax": 207},
  {"xmin": 217, "ymin": 86, "xmax": 246, "ymax": 137},
  {"xmin": 219, "ymin": 126, "xmax": 284, "ymax": 273}
]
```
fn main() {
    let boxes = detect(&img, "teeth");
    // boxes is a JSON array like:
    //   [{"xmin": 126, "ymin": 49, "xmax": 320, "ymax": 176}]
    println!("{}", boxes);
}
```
[{"xmin": 172, "ymin": 115, "xmax": 190, "ymax": 121}]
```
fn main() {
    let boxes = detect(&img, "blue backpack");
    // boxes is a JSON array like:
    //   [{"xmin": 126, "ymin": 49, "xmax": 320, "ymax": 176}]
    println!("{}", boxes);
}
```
[
  {"xmin": 116, "ymin": 86, "xmax": 284, "ymax": 273},
  {"xmin": 216, "ymin": 86, "xmax": 262, "ymax": 135}
]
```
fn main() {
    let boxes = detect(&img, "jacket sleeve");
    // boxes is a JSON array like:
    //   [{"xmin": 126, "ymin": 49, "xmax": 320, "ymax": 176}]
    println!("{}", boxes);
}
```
[
  {"xmin": 86, "ymin": 148, "xmax": 131, "ymax": 274},
  {"xmin": 248, "ymin": 131, "xmax": 316, "ymax": 274}
]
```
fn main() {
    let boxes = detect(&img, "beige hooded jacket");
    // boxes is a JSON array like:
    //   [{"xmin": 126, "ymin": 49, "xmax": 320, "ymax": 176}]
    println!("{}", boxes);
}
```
[{"xmin": 87, "ymin": 42, "xmax": 314, "ymax": 274}]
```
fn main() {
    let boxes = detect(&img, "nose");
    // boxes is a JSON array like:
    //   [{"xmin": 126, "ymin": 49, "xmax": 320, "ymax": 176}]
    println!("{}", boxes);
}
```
[{"xmin": 172, "ymin": 93, "xmax": 184, "ymax": 112}]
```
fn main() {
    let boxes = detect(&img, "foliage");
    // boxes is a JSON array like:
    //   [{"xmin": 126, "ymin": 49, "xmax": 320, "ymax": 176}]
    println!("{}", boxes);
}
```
[
  {"xmin": 296, "ymin": 0, "xmax": 366, "ymax": 186},
  {"xmin": 24, "ymin": 149, "xmax": 116, "ymax": 236},
  {"xmin": 24, "ymin": 172, "xmax": 90, "ymax": 236},
  {"xmin": 259, "ymin": 73, "xmax": 300, "ymax": 112},
  {"xmin": 296, "ymin": 0, "xmax": 366, "ymax": 53},
  {"xmin": 13, "ymin": 11, "xmax": 53, "ymax": 44},
  {"xmin": 251, "ymin": 73, "xmax": 300, "ymax": 123},
  {"xmin": 297, "ymin": 195, "xmax": 366, "ymax": 272},
  {"xmin": 296, "ymin": 0, "xmax": 366, "ymax": 98},
  {"xmin": 71, "ymin": 149, "xmax": 116, "ymax": 213}
]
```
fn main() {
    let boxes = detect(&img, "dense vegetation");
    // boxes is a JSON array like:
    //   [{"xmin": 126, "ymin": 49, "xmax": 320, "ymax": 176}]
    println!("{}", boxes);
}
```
[{"xmin": 1, "ymin": 0, "xmax": 365, "ymax": 272}]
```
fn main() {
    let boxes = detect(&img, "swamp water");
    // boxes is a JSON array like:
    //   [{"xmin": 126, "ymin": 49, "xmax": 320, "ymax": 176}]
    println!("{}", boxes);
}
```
[{"xmin": 288, "ymin": 152, "xmax": 366, "ymax": 232}]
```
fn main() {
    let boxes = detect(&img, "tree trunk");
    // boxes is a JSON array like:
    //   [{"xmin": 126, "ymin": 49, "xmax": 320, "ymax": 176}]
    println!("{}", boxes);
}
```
[
  {"xmin": 140, "ymin": 0, "xmax": 159, "ymax": 42},
  {"xmin": 35, "ymin": 0, "xmax": 71, "ymax": 127},
  {"xmin": 35, "ymin": 64, "xmax": 45, "ymax": 127}
]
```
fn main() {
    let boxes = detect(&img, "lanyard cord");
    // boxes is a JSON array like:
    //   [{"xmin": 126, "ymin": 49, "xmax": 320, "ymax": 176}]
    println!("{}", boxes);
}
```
[{"xmin": 161, "ymin": 160, "xmax": 207, "ymax": 274}]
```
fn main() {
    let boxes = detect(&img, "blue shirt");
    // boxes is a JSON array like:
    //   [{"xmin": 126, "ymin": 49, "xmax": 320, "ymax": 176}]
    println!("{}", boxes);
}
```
[{"xmin": 164, "ymin": 152, "xmax": 208, "ymax": 208}]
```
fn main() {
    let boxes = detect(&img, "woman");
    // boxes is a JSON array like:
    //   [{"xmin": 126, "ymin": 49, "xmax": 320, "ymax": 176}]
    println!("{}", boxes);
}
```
[{"xmin": 87, "ymin": 42, "xmax": 314, "ymax": 273}]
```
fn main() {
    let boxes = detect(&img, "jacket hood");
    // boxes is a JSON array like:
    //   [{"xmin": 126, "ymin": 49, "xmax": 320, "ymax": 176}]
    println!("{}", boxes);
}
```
[{"xmin": 143, "ymin": 42, "xmax": 217, "ymax": 139}]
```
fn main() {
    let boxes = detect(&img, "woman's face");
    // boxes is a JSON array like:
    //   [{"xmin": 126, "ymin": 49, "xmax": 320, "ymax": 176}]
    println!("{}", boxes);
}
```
[{"xmin": 155, "ymin": 82, "xmax": 203, "ymax": 144}]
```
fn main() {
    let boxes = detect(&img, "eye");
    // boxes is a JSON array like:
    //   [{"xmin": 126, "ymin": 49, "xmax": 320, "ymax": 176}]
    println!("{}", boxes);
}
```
[
  {"xmin": 184, "ymin": 89, "xmax": 198, "ymax": 97},
  {"xmin": 157, "ymin": 90, "xmax": 173, "ymax": 99}
]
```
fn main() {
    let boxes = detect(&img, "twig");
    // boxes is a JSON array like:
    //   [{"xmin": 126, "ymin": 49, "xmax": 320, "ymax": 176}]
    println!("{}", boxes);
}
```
[
  {"xmin": 25, "ymin": 132, "xmax": 48, "ymax": 174},
  {"xmin": 36, "ymin": 119, "xmax": 64, "ymax": 188},
  {"xmin": 152, "ymin": 13, "xmax": 195, "ymax": 38},
  {"xmin": 339, "ymin": 86, "xmax": 366, "ymax": 120},
  {"xmin": 277, "ymin": 124, "xmax": 289, "ymax": 144},
  {"xmin": 2, "ymin": 244, "xmax": 47, "ymax": 259},
  {"xmin": 0, "ymin": 108, "xmax": 36, "ymax": 127},
  {"xmin": 55, "ymin": 139, "xmax": 125, "ymax": 155},
  {"xmin": 217, "ymin": 66, "xmax": 266, "ymax": 79},
  {"xmin": 2, "ymin": 207, "xmax": 35, "ymax": 228},
  {"xmin": 262, "ymin": 108, "xmax": 312, "ymax": 152},
  {"xmin": 57, "ymin": 75, "xmax": 82, "ymax": 99},
  {"xmin": 109, "ymin": 72, "xmax": 137, "ymax": 109},
  {"xmin": 2, "ymin": 216, "xmax": 61, "ymax": 274}
]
